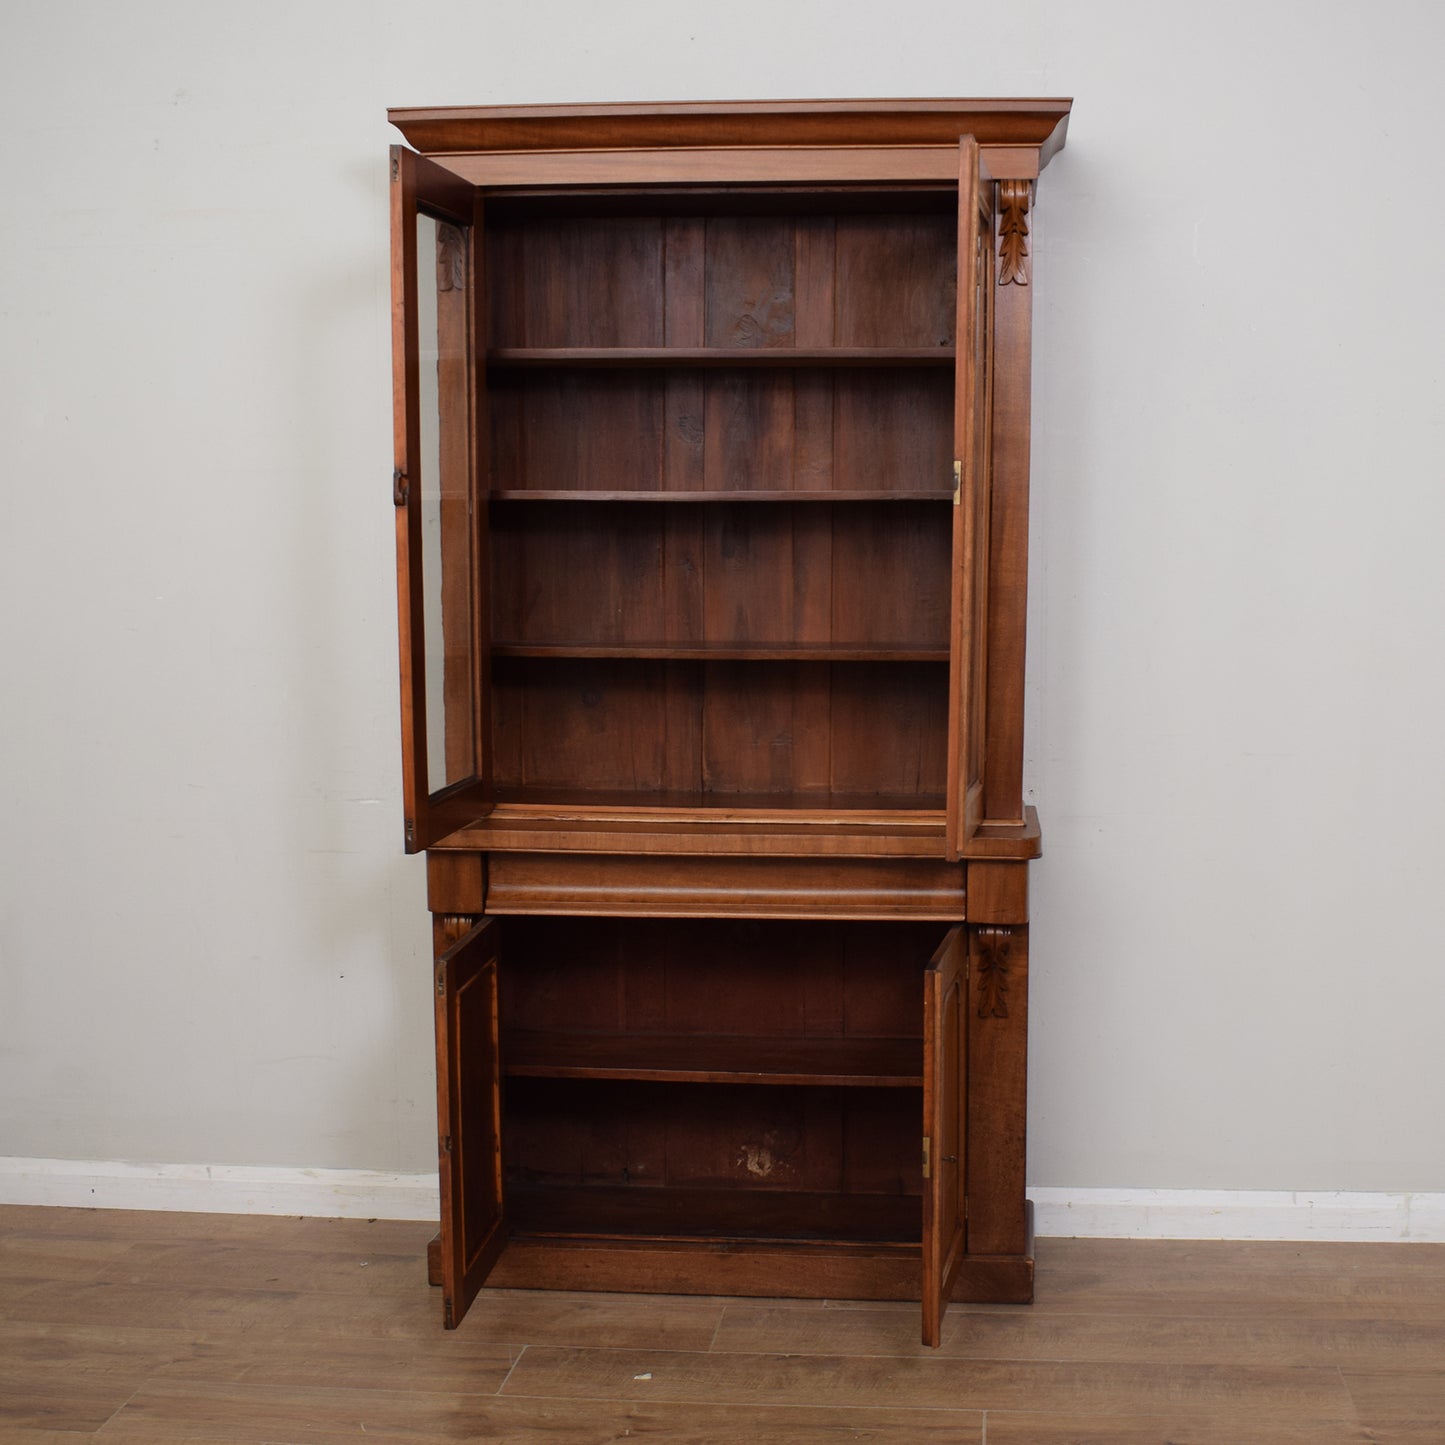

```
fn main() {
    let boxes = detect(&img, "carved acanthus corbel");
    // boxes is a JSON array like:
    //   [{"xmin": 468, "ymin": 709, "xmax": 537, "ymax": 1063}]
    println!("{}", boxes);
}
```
[
  {"xmin": 436, "ymin": 222, "xmax": 466, "ymax": 292},
  {"xmin": 997, "ymin": 181, "xmax": 1033, "ymax": 286}
]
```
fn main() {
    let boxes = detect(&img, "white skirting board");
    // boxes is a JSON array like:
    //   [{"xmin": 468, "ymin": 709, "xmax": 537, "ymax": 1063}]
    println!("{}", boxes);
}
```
[
  {"xmin": 1, "ymin": 1159, "xmax": 1443, "ymax": 1240},
  {"xmin": 0, "ymin": 1157, "xmax": 439, "ymax": 1220},
  {"xmin": 1029, "ymin": 1187, "xmax": 1445, "ymax": 1242}
]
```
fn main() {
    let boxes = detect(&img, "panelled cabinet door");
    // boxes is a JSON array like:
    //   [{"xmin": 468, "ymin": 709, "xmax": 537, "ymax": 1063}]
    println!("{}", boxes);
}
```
[
  {"xmin": 391, "ymin": 146, "xmax": 492, "ymax": 851},
  {"xmin": 921, "ymin": 924, "xmax": 968, "ymax": 1347},
  {"xmin": 434, "ymin": 916, "xmax": 506, "ymax": 1328},
  {"xmin": 946, "ymin": 137, "xmax": 995, "ymax": 858}
]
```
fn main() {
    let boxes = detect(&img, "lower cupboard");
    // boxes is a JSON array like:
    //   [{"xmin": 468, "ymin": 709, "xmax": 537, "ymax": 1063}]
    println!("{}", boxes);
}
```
[{"xmin": 433, "ymin": 912, "xmax": 985, "ymax": 1345}]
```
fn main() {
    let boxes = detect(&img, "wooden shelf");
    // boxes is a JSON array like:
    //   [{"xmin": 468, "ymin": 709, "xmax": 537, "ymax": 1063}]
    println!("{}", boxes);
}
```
[
  {"xmin": 489, "ymin": 786, "xmax": 948, "ymax": 816},
  {"xmin": 488, "ymin": 346, "xmax": 954, "ymax": 369},
  {"xmin": 490, "ymin": 489, "xmax": 953, "ymax": 503},
  {"xmin": 503, "ymin": 1031, "xmax": 924, "ymax": 1087},
  {"xmin": 491, "ymin": 641, "xmax": 949, "ymax": 662},
  {"xmin": 507, "ymin": 1183, "xmax": 920, "ymax": 1244}
]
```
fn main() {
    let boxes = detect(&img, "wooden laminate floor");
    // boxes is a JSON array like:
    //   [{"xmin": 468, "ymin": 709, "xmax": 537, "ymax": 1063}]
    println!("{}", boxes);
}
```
[{"xmin": 1, "ymin": 1205, "xmax": 1443, "ymax": 1442}]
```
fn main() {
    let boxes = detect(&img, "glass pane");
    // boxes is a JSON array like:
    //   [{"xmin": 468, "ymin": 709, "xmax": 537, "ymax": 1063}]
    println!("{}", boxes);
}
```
[{"xmin": 416, "ymin": 212, "xmax": 476, "ymax": 792}]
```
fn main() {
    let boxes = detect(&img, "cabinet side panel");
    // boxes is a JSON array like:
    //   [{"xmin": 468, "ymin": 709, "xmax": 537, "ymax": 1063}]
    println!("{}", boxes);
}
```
[
  {"xmin": 964, "ymin": 923, "xmax": 1029, "ymax": 1257},
  {"xmin": 981, "ymin": 241, "xmax": 1034, "ymax": 823}
]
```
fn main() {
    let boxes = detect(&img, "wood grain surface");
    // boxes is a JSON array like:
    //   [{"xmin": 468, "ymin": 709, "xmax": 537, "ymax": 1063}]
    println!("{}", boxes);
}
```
[{"xmin": 2, "ymin": 1205, "xmax": 1441, "ymax": 1441}]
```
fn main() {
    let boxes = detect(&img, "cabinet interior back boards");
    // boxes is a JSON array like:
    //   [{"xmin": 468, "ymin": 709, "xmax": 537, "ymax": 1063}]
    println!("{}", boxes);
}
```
[{"xmin": 386, "ymin": 98, "xmax": 1071, "ymax": 1346}]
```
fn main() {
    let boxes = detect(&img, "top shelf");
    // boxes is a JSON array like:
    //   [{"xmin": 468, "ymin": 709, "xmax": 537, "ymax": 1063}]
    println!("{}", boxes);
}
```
[{"xmin": 488, "ymin": 347, "xmax": 954, "ymax": 370}]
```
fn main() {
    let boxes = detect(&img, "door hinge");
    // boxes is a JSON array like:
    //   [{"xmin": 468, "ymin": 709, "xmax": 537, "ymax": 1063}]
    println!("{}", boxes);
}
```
[
  {"xmin": 435, "ymin": 964, "xmax": 446, "ymax": 997},
  {"xmin": 391, "ymin": 153, "xmax": 400, "ymax": 182},
  {"xmin": 952, "ymin": 460, "xmax": 962, "ymax": 506},
  {"xmin": 440, "ymin": 1134, "xmax": 452, "ymax": 1155},
  {"xmin": 393, "ymin": 467, "xmax": 410, "ymax": 506},
  {"xmin": 922, "ymin": 1135, "xmax": 932, "ymax": 1180}
]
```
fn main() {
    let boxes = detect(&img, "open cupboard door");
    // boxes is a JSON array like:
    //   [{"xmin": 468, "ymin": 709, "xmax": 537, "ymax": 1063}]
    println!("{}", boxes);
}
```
[
  {"xmin": 921, "ymin": 925, "xmax": 968, "ymax": 1346},
  {"xmin": 391, "ymin": 145, "xmax": 492, "ymax": 851},
  {"xmin": 947, "ymin": 137, "xmax": 995, "ymax": 857},
  {"xmin": 435, "ymin": 917, "xmax": 505, "ymax": 1328}
]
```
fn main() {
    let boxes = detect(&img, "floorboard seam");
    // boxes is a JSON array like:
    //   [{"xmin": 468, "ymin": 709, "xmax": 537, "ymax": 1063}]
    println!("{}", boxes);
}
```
[
  {"xmin": 91, "ymin": 1380, "xmax": 142, "ymax": 1436},
  {"xmin": 495, "ymin": 1342, "xmax": 527, "ymax": 1395}
]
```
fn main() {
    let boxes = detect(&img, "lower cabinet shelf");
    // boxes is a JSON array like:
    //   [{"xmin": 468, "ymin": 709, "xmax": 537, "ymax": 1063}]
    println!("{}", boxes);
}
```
[
  {"xmin": 502, "ymin": 1030, "xmax": 925, "ymax": 1087},
  {"xmin": 508, "ymin": 1183, "xmax": 921, "ymax": 1244}
]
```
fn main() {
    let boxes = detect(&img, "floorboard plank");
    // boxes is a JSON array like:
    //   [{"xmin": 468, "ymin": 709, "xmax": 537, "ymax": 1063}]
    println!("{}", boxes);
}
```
[
  {"xmin": 715, "ymin": 1301, "xmax": 1445, "ymax": 1367},
  {"xmin": 96, "ymin": 1381, "xmax": 508, "ymax": 1442},
  {"xmin": 981, "ymin": 1413, "xmax": 1373, "ymax": 1444},
  {"xmin": 499, "ymin": 1344, "xmax": 1356, "ymax": 1418},
  {"xmin": 143, "ymin": 1335, "xmax": 516, "ymax": 1394},
  {"xmin": 437, "ymin": 1398, "xmax": 983, "ymax": 1442},
  {"xmin": 1344, "ymin": 1367, "xmax": 1445, "ymax": 1440}
]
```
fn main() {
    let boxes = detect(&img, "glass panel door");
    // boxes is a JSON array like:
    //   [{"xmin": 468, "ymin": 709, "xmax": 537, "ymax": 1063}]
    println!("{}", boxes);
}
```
[{"xmin": 391, "ymin": 146, "xmax": 491, "ymax": 849}]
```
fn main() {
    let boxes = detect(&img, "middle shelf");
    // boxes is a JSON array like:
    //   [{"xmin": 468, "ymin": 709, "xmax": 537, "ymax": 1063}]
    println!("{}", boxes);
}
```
[
  {"xmin": 503, "ymin": 1030, "xmax": 924, "ymax": 1087},
  {"xmin": 488, "ymin": 346, "xmax": 956, "ymax": 369},
  {"xmin": 489, "ymin": 642, "xmax": 949, "ymax": 662}
]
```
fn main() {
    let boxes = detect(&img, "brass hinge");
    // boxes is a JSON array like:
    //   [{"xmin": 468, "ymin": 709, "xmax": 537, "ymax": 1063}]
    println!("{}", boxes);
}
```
[
  {"xmin": 391, "ymin": 153, "xmax": 400, "ymax": 182},
  {"xmin": 435, "ymin": 964, "xmax": 446, "ymax": 997},
  {"xmin": 922, "ymin": 1135, "xmax": 932, "ymax": 1180},
  {"xmin": 952, "ymin": 460, "xmax": 962, "ymax": 506},
  {"xmin": 393, "ymin": 467, "xmax": 410, "ymax": 506},
  {"xmin": 439, "ymin": 1134, "xmax": 452, "ymax": 1155}
]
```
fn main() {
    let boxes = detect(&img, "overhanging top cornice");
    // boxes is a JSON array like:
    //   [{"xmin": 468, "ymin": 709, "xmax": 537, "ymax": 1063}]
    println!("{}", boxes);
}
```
[{"xmin": 388, "ymin": 98, "xmax": 1072, "ymax": 172}]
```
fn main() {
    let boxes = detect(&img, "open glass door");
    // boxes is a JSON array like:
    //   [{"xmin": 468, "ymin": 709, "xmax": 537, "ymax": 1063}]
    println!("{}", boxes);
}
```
[
  {"xmin": 921, "ymin": 925, "xmax": 968, "ymax": 1346},
  {"xmin": 435, "ymin": 916, "xmax": 505, "ymax": 1327},
  {"xmin": 391, "ymin": 146, "xmax": 492, "ymax": 851},
  {"xmin": 946, "ymin": 137, "xmax": 995, "ymax": 857}
]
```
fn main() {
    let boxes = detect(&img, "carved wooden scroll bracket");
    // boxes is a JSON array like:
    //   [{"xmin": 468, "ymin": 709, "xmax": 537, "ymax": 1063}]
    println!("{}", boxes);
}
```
[
  {"xmin": 997, "ymin": 180, "xmax": 1033, "ymax": 286},
  {"xmin": 975, "ymin": 926, "xmax": 1014, "ymax": 1018},
  {"xmin": 436, "ymin": 914, "xmax": 479, "ymax": 949}
]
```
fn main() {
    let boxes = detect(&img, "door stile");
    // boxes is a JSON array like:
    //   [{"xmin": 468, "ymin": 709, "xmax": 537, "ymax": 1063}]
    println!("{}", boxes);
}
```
[
  {"xmin": 435, "ymin": 915, "xmax": 506, "ymax": 1327},
  {"xmin": 468, "ymin": 189, "xmax": 495, "ymax": 811},
  {"xmin": 946, "ymin": 137, "xmax": 994, "ymax": 858},
  {"xmin": 921, "ymin": 924, "xmax": 968, "ymax": 1346}
]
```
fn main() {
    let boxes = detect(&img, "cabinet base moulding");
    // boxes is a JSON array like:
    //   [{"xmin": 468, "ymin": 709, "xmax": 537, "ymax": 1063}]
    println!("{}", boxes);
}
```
[{"xmin": 479, "ymin": 1233, "xmax": 1036, "ymax": 1304}]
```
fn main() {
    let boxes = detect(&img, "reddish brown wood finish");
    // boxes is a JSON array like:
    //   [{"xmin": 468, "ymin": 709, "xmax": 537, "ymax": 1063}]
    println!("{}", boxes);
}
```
[
  {"xmin": 922, "ymin": 926, "xmax": 968, "ymax": 1346},
  {"xmin": 434, "ymin": 916, "xmax": 505, "ymax": 1327},
  {"xmin": 388, "ymin": 97, "xmax": 1072, "ymax": 163},
  {"xmin": 484, "ymin": 852, "xmax": 966, "ymax": 918},
  {"xmin": 965, "ymin": 917, "xmax": 1031, "ymax": 1260},
  {"xmin": 389, "ymin": 98, "xmax": 1068, "ymax": 1342}
]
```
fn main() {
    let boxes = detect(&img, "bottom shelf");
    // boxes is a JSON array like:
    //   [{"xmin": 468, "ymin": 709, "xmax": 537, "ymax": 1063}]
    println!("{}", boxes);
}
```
[
  {"xmin": 504, "ymin": 1077, "xmax": 923, "ymax": 1245},
  {"xmin": 508, "ymin": 1183, "xmax": 920, "ymax": 1245}
]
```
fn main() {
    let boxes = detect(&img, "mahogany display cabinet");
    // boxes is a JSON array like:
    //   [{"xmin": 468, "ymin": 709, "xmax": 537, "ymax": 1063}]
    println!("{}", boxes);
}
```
[{"xmin": 386, "ymin": 98, "xmax": 1071, "ymax": 1346}]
